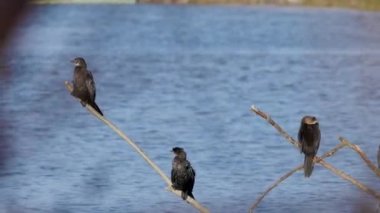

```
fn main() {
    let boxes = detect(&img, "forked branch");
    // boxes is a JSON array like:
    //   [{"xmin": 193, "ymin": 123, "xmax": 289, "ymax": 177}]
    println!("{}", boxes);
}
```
[
  {"xmin": 250, "ymin": 105, "xmax": 380, "ymax": 206},
  {"xmin": 249, "ymin": 141, "xmax": 348, "ymax": 212}
]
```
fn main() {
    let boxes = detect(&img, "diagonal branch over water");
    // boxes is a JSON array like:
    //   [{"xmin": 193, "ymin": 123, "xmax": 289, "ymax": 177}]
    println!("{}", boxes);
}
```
[
  {"xmin": 339, "ymin": 137, "xmax": 380, "ymax": 178},
  {"xmin": 249, "ymin": 164, "xmax": 303, "ymax": 213},
  {"xmin": 65, "ymin": 81, "xmax": 209, "ymax": 213}
]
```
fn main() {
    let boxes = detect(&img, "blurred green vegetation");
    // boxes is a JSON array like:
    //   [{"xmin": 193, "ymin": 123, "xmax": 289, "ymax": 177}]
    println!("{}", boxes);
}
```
[{"xmin": 302, "ymin": 0, "xmax": 380, "ymax": 10}]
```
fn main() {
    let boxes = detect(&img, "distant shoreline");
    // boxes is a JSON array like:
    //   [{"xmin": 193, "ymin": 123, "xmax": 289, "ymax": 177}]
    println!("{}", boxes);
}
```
[{"xmin": 31, "ymin": 0, "xmax": 380, "ymax": 11}]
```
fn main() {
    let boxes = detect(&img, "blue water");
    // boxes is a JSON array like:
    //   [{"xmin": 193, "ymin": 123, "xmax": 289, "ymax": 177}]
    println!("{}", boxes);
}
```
[{"xmin": 1, "ymin": 5, "xmax": 380, "ymax": 213}]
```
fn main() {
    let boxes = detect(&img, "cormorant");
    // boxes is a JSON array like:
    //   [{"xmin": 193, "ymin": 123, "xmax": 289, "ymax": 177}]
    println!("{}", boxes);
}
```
[
  {"xmin": 298, "ymin": 116, "xmax": 321, "ymax": 177},
  {"xmin": 171, "ymin": 147, "xmax": 196, "ymax": 200},
  {"xmin": 71, "ymin": 57, "xmax": 103, "ymax": 116}
]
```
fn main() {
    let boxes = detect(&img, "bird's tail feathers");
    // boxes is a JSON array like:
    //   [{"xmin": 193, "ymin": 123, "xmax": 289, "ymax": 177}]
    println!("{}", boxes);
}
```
[
  {"xmin": 304, "ymin": 155, "xmax": 314, "ymax": 178},
  {"xmin": 187, "ymin": 191, "xmax": 195, "ymax": 200},
  {"xmin": 89, "ymin": 101, "xmax": 103, "ymax": 116}
]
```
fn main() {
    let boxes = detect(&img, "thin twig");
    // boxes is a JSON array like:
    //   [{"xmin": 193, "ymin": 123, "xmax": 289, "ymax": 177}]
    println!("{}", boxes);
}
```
[
  {"xmin": 249, "ymin": 141, "xmax": 348, "ymax": 212},
  {"xmin": 250, "ymin": 105, "xmax": 380, "ymax": 201},
  {"xmin": 318, "ymin": 141, "xmax": 347, "ymax": 159},
  {"xmin": 249, "ymin": 164, "xmax": 303, "ymax": 213},
  {"xmin": 65, "ymin": 81, "xmax": 209, "ymax": 213},
  {"xmin": 339, "ymin": 137, "xmax": 380, "ymax": 178}
]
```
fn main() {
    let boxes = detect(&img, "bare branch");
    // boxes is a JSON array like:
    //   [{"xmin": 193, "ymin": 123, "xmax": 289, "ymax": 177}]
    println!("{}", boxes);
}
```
[
  {"xmin": 250, "ymin": 105, "xmax": 300, "ymax": 149},
  {"xmin": 338, "ymin": 137, "xmax": 380, "ymax": 178},
  {"xmin": 65, "ymin": 81, "xmax": 209, "ymax": 213},
  {"xmin": 249, "ymin": 164, "xmax": 303, "ymax": 213},
  {"xmin": 250, "ymin": 105, "xmax": 380, "ymax": 201},
  {"xmin": 318, "ymin": 141, "xmax": 347, "ymax": 159},
  {"xmin": 249, "ymin": 141, "xmax": 348, "ymax": 212}
]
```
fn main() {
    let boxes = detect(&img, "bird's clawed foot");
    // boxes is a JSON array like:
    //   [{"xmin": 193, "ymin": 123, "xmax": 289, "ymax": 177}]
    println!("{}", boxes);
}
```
[
  {"xmin": 171, "ymin": 184, "xmax": 178, "ymax": 189},
  {"xmin": 181, "ymin": 191, "xmax": 188, "ymax": 200}
]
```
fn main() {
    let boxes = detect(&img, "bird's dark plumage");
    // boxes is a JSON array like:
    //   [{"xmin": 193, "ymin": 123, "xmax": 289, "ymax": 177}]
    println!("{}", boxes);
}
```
[
  {"xmin": 171, "ymin": 147, "xmax": 196, "ymax": 200},
  {"xmin": 298, "ymin": 116, "xmax": 321, "ymax": 177},
  {"xmin": 71, "ymin": 57, "xmax": 103, "ymax": 116}
]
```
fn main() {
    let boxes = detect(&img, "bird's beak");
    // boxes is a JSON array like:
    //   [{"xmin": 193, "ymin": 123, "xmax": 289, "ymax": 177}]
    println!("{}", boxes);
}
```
[{"xmin": 70, "ymin": 59, "xmax": 75, "ymax": 64}]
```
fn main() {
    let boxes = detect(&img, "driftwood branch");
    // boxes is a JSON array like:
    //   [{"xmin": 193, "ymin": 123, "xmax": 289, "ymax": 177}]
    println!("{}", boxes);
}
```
[
  {"xmin": 250, "ymin": 105, "xmax": 380, "ymax": 206},
  {"xmin": 249, "ymin": 141, "xmax": 348, "ymax": 212},
  {"xmin": 65, "ymin": 81, "xmax": 209, "ymax": 213}
]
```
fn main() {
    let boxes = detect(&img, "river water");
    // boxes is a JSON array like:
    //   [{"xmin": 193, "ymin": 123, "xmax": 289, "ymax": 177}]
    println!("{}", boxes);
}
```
[{"xmin": 1, "ymin": 5, "xmax": 380, "ymax": 213}]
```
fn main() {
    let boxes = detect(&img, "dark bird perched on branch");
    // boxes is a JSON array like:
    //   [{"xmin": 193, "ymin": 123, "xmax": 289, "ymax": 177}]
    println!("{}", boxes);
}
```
[
  {"xmin": 171, "ymin": 147, "xmax": 196, "ymax": 200},
  {"xmin": 298, "ymin": 116, "xmax": 321, "ymax": 177},
  {"xmin": 71, "ymin": 57, "xmax": 103, "ymax": 116}
]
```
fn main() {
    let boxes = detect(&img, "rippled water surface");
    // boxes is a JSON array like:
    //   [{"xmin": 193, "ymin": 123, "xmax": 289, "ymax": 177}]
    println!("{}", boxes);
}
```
[{"xmin": 1, "ymin": 5, "xmax": 380, "ymax": 213}]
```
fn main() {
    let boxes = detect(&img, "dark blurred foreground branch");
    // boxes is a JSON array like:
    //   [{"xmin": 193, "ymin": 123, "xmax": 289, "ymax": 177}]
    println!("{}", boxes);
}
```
[
  {"xmin": 65, "ymin": 81, "xmax": 209, "ymax": 213},
  {"xmin": 0, "ymin": 0, "xmax": 29, "ymax": 47},
  {"xmin": 249, "ymin": 105, "xmax": 380, "ymax": 212}
]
